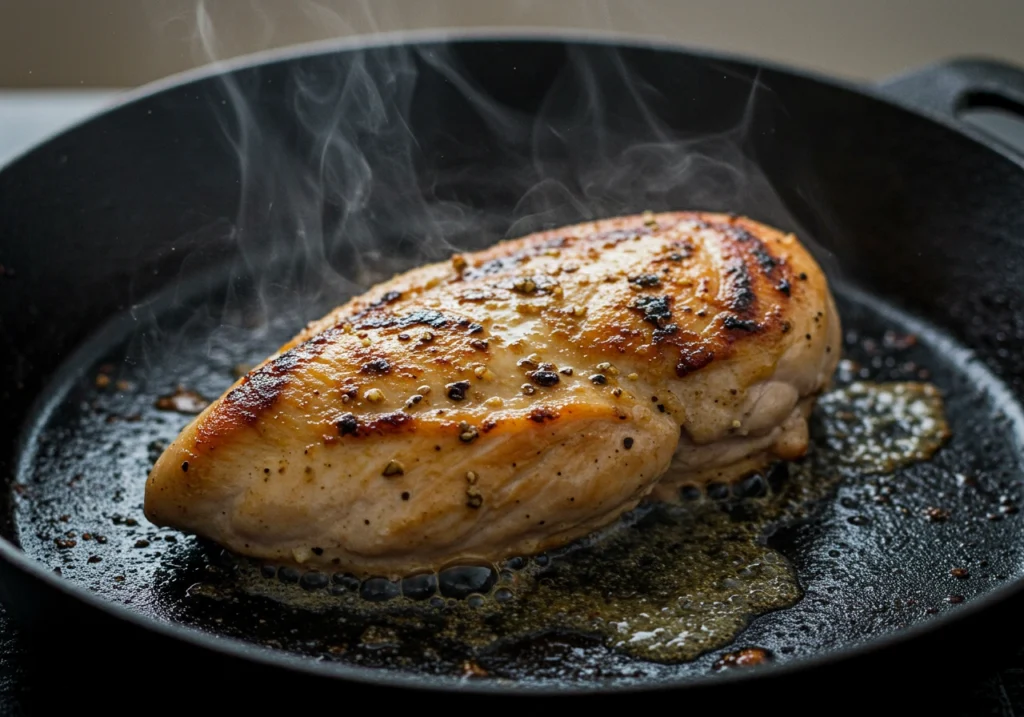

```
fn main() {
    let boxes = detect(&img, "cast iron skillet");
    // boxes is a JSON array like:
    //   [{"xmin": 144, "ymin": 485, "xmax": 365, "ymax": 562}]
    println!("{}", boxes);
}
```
[{"xmin": 3, "ymin": 31, "xmax": 1024, "ymax": 707}]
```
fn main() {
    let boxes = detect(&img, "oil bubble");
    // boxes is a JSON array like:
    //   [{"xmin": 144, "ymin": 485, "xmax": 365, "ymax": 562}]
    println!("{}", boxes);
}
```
[
  {"xmin": 299, "ymin": 571, "xmax": 329, "ymax": 591},
  {"xmin": 360, "ymin": 577, "xmax": 400, "ymax": 602},
  {"xmin": 401, "ymin": 573, "xmax": 438, "ymax": 601},
  {"xmin": 332, "ymin": 573, "xmax": 360, "ymax": 591},
  {"xmin": 438, "ymin": 565, "xmax": 497, "ymax": 599}
]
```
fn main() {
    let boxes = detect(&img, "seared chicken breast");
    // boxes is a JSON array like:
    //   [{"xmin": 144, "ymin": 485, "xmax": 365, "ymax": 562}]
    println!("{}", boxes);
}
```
[{"xmin": 146, "ymin": 212, "xmax": 840, "ymax": 575}]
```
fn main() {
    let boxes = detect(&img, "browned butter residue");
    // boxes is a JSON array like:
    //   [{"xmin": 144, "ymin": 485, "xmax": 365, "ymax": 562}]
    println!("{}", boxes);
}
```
[{"xmin": 228, "ymin": 381, "xmax": 948, "ymax": 664}]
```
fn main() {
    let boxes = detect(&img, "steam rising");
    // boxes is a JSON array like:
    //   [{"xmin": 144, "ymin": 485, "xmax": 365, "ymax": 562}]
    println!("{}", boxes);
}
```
[{"xmin": 179, "ymin": 1, "xmax": 826, "ymax": 351}]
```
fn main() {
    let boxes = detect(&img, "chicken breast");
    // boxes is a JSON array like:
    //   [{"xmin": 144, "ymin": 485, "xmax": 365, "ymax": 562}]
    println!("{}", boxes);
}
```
[{"xmin": 145, "ymin": 212, "xmax": 840, "ymax": 576}]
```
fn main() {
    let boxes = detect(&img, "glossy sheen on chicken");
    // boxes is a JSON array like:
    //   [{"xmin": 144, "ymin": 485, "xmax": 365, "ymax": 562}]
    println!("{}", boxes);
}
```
[{"xmin": 145, "ymin": 212, "xmax": 841, "ymax": 575}]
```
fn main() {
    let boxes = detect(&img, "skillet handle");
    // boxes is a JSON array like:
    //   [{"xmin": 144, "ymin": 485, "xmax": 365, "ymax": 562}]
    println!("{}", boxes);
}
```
[{"xmin": 876, "ymin": 58, "xmax": 1024, "ymax": 160}]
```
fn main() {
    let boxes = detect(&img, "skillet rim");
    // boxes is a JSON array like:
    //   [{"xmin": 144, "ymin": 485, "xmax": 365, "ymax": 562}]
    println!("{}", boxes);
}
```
[{"xmin": 2, "ymin": 27, "xmax": 1024, "ymax": 695}]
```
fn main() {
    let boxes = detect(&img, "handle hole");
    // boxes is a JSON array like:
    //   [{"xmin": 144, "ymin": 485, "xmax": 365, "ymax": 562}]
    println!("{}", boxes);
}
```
[{"xmin": 957, "ymin": 92, "xmax": 1024, "ymax": 154}]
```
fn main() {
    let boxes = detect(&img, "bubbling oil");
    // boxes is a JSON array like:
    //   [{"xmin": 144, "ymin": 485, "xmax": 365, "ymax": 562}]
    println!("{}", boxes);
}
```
[{"xmin": 222, "ymin": 381, "xmax": 949, "ymax": 664}]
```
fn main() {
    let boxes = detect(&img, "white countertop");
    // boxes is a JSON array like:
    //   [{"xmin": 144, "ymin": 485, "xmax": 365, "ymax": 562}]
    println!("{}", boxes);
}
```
[{"xmin": 0, "ymin": 90, "xmax": 122, "ymax": 166}]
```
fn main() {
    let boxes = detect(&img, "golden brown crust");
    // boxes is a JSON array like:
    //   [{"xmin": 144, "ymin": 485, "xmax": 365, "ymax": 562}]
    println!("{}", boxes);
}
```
[{"xmin": 198, "ymin": 212, "xmax": 814, "ymax": 442}]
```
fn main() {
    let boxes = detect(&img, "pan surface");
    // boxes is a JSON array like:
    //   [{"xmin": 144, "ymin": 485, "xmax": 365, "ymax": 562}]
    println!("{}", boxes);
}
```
[
  {"xmin": 3, "ymin": 32, "xmax": 1024, "ymax": 693},
  {"xmin": 12, "ymin": 271, "xmax": 1024, "ymax": 688}
]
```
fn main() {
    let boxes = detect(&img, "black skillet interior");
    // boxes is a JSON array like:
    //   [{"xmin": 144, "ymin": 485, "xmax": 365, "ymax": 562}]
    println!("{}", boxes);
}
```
[{"xmin": 3, "ymin": 36, "xmax": 1024, "ymax": 697}]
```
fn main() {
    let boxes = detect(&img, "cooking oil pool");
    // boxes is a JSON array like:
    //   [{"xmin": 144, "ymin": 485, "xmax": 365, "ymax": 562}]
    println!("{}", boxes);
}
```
[{"xmin": 213, "ymin": 381, "xmax": 948, "ymax": 663}]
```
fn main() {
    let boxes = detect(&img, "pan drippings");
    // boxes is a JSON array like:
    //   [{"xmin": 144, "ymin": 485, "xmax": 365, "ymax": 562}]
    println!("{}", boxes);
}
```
[
  {"xmin": 221, "ymin": 380, "xmax": 948, "ymax": 663},
  {"xmin": 17, "ymin": 282, "xmax": 1023, "ymax": 683}
]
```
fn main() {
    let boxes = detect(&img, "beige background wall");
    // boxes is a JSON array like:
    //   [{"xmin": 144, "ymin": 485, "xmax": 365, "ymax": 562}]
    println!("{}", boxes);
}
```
[{"xmin": 1, "ymin": 0, "xmax": 1023, "ymax": 88}]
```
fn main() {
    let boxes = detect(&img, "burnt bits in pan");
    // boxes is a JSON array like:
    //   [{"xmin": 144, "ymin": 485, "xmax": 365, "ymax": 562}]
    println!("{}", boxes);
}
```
[{"xmin": 11, "ymin": 281, "xmax": 1024, "ymax": 684}]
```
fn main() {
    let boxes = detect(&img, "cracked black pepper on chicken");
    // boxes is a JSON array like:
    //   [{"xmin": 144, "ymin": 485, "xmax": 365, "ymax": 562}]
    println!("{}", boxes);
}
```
[{"xmin": 145, "ymin": 212, "xmax": 841, "ymax": 575}]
